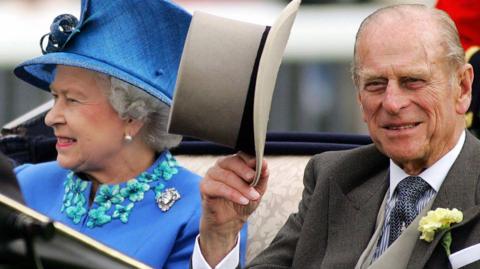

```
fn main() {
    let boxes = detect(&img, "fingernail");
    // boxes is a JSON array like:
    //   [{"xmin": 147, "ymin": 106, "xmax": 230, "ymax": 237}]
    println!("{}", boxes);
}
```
[
  {"xmin": 239, "ymin": 196, "xmax": 249, "ymax": 205},
  {"xmin": 247, "ymin": 171, "xmax": 255, "ymax": 180},
  {"xmin": 249, "ymin": 188, "xmax": 260, "ymax": 200}
]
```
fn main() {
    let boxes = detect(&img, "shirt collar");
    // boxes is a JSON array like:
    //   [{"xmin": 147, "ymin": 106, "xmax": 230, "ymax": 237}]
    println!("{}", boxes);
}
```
[{"xmin": 389, "ymin": 130, "xmax": 466, "ymax": 197}]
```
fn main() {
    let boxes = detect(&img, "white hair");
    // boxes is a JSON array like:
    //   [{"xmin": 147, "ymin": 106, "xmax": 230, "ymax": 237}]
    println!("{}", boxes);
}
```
[
  {"xmin": 351, "ymin": 4, "xmax": 465, "ymax": 88},
  {"xmin": 98, "ymin": 75, "xmax": 182, "ymax": 151}
]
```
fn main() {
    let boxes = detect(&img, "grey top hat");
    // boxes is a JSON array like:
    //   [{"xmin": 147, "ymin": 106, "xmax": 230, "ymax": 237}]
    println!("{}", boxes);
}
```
[{"xmin": 168, "ymin": 0, "xmax": 301, "ymax": 186}]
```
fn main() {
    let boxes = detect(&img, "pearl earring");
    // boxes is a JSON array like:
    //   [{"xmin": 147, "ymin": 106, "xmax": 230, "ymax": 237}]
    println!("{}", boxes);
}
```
[{"xmin": 124, "ymin": 134, "xmax": 133, "ymax": 143}]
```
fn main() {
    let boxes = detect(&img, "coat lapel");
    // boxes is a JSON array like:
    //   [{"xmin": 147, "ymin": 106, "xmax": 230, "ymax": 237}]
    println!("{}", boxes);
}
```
[
  {"xmin": 318, "ymin": 171, "xmax": 389, "ymax": 268},
  {"xmin": 408, "ymin": 132, "xmax": 480, "ymax": 268},
  {"xmin": 323, "ymin": 146, "xmax": 390, "ymax": 267},
  {"xmin": 298, "ymin": 144, "xmax": 391, "ymax": 268}
]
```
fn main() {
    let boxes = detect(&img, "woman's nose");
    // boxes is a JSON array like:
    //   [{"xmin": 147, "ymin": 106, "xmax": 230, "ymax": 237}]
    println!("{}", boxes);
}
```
[{"xmin": 44, "ymin": 100, "xmax": 65, "ymax": 127}]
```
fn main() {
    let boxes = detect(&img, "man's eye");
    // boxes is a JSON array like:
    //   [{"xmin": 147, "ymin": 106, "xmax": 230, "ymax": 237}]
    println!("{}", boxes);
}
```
[
  {"xmin": 403, "ymin": 78, "xmax": 425, "ymax": 89},
  {"xmin": 364, "ymin": 81, "xmax": 386, "ymax": 92},
  {"xmin": 66, "ymin": 98, "xmax": 78, "ymax": 103}
]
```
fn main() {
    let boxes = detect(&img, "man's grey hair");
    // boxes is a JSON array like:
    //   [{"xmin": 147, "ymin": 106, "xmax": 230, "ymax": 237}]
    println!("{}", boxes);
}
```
[
  {"xmin": 98, "ymin": 75, "xmax": 182, "ymax": 151},
  {"xmin": 351, "ymin": 4, "xmax": 466, "ymax": 88}
]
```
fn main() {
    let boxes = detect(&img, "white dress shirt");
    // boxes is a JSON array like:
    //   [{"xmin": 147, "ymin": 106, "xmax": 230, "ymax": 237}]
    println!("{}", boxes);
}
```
[
  {"xmin": 388, "ymin": 131, "xmax": 465, "ymax": 197},
  {"xmin": 192, "ymin": 234, "xmax": 240, "ymax": 269},
  {"xmin": 373, "ymin": 130, "xmax": 466, "ymax": 260}
]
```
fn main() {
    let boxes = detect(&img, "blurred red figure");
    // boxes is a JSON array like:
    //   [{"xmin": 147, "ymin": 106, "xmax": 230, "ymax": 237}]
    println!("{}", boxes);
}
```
[
  {"xmin": 436, "ymin": 0, "xmax": 480, "ymax": 50},
  {"xmin": 437, "ymin": 0, "xmax": 480, "ymax": 136}
]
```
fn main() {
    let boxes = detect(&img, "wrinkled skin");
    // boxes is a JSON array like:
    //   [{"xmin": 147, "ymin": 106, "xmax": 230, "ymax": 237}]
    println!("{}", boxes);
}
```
[
  {"xmin": 356, "ymin": 10, "xmax": 473, "ymax": 175},
  {"xmin": 45, "ymin": 65, "xmax": 153, "ymax": 186},
  {"xmin": 199, "ymin": 153, "xmax": 269, "ymax": 266}
]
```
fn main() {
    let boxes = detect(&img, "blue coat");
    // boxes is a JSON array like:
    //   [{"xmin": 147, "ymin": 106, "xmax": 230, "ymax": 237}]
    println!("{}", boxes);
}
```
[{"xmin": 15, "ymin": 151, "xmax": 209, "ymax": 268}]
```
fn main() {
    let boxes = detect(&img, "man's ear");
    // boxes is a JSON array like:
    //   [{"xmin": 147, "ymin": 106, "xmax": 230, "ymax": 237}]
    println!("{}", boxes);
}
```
[{"xmin": 456, "ymin": 63, "xmax": 474, "ymax": 114}]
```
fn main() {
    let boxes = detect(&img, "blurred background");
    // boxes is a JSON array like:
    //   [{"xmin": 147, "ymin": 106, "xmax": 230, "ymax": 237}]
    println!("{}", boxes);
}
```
[{"xmin": 0, "ymin": 0, "xmax": 435, "ymax": 134}]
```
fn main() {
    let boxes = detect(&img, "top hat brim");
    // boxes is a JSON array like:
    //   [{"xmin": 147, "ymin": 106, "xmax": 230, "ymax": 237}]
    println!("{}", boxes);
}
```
[
  {"xmin": 252, "ymin": 0, "xmax": 300, "ymax": 185},
  {"xmin": 14, "ymin": 53, "xmax": 173, "ymax": 105}
]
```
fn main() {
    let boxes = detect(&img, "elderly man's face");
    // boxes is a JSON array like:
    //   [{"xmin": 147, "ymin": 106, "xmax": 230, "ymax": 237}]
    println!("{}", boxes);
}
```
[
  {"xmin": 356, "ymin": 16, "xmax": 471, "ymax": 174},
  {"xmin": 45, "ymin": 65, "xmax": 128, "ymax": 174}
]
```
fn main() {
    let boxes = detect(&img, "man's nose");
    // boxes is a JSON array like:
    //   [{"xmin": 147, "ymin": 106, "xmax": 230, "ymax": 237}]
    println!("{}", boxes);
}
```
[{"xmin": 382, "ymin": 82, "xmax": 409, "ymax": 114}]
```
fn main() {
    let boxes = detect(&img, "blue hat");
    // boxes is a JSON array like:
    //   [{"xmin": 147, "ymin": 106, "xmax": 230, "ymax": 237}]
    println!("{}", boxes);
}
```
[{"xmin": 14, "ymin": 0, "xmax": 192, "ymax": 105}]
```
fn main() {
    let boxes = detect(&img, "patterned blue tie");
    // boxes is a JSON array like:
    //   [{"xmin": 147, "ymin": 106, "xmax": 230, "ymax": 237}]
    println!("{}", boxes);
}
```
[{"xmin": 388, "ymin": 176, "xmax": 430, "ymax": 246}]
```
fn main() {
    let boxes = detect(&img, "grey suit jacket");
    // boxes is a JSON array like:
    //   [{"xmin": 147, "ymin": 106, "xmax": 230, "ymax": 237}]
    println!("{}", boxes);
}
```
[{"xmin": 247, "ymin": 131, "xmax": 480, "ymax": 269}]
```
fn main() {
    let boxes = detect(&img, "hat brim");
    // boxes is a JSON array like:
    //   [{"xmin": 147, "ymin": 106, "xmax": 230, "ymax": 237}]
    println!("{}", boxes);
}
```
[
  {"xmin": 252, "ymin": 0, "xmax": 300, "ymax": 185},
  {"xmin": 14, "ymin": 53, "xmax": 173, "ymax": 105}
]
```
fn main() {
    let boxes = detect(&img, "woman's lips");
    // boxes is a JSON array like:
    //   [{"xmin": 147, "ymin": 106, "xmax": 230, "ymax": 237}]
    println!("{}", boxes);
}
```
[{"xmin": 56, "ymin": 136, "xmax": 77, "ymax": 148}]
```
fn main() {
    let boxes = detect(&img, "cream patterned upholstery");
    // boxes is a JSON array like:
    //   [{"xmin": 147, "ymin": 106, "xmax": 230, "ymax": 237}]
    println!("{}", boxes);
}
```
[{"xmin": 176, "ymin": 155, "xmax": 311, "ymax": 262}]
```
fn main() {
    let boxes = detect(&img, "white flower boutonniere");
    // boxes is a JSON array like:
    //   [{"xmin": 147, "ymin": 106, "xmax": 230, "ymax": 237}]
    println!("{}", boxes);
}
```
[{"xmin": 418, "ymin": 208, "xmax": 463, "ymax": 256}]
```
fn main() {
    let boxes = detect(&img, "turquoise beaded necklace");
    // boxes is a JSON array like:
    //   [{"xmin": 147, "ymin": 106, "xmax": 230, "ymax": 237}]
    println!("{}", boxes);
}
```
[{"xmin": 61, "ymin": 152, "xmax": 179, "ymax": 228}]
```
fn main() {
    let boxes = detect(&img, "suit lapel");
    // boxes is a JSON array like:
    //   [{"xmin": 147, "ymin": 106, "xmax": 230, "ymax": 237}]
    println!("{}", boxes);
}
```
[
  {"xmin": 304, "ymin": 144, "xmax": 390, "ymax": 268},
  {"xmin": 324, "ymin": 147, "xmax": 390, "ymax": 267},
  {"xmin": 320, "ymin": 170, "xmax": 388, "ymax": 267},
  {"xmin": 408, "ymin": 132, "xmax": 480, "ymax": 268}
]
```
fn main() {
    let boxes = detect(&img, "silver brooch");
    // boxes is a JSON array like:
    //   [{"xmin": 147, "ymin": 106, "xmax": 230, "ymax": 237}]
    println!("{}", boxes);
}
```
[{"xmin": 157, "ymin": 188, "xmax": 181, "ymax": 212}]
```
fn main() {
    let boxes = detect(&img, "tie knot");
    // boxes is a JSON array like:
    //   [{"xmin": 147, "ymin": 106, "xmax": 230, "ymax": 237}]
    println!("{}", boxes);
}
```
[{"xmin": 396, "ymin": 176, "xmax": 430, "ymax": 201}]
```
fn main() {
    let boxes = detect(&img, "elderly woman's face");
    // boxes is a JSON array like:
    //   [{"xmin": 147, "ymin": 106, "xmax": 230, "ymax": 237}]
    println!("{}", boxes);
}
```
[{"xmin": 45, "ymin": 65, "xmax": 128, "ymax": 173}]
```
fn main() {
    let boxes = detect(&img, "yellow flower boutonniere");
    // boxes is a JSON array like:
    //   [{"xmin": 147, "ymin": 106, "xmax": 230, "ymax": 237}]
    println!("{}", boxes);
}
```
[{"xmin": 418, "ymin": 208, "xmax": 463, "ymax": 256}]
